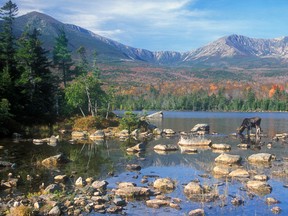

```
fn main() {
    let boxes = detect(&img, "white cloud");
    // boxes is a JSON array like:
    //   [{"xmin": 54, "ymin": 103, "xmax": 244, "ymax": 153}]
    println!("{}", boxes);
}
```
[{"xmin": 12, "ymin": 0, "xmax": 281, "ymax": 51}]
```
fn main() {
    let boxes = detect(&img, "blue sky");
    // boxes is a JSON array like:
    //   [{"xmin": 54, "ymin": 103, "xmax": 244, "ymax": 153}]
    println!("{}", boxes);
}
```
[{"xmin": 10, "ymin": 0, "xmax": 288, "ymax": 52}]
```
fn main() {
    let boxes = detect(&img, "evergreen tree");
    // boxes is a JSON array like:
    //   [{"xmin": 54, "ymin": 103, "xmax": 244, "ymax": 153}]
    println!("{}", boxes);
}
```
[
  {"xmin": 0, "ymin": 0, "xmax": 18, "ymax": 123},
  {"xmin": 0, "ymin": 0, "xmax": 18, "ymax": 75},
  {"xmin": 53, "ymin": 28, "xmax": 73, "ymax": 88},
  {"xmin": 16, "ymin": 28, "xmax": 56, "ymax": 118}
]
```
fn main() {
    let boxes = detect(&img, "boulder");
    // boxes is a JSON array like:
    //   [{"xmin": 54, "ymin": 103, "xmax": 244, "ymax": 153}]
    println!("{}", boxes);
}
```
[
  {"xmin": 228, "ymin": 169, "xmax": 249, "ymax": 178},
  {"xmin": 213, "ymin": 166, "xmax": 230, "ymax": 176},
  {"xmin": 118, "ymin": 182, "xmax": 137, "ymax": 188},
  {"xmin": 146, "ymin": 199, "xmax": 170, "ymax": 208},
  {"xmin": 41, "ymin": 154, "xmax": 70, "ymax": 167},
  {"xmin": 116, "ymin": 130, "xmax": 130, "ymax": 138},
  {"xmin": 154, "ymin": 144, "xmax": 178, "ymax": 152},
  {"xmin": 75, "ymin": 177, "xmax": 85, "ymax": 187},
  {"xmin": 248, "ymin": 153, "xmax": 273, "ymax": 164},
  {"xmin": 179, "ymin": 146, "xmax": 198, "ymax": 154},
  {"xmin": 89, "ymin": 130, "xmax": 105, "ymax": 140},
  {"xmin": 191, "ymin": 124, "xmax": 209, "ymax": 134},
  {"xmin": 153, "ymin": 128, "xmax": 163, "ymax": 135},
  {"xmin": 146, "ymin": 111, "xmax": 163, "ymax": 119},
  {"xmin": 211, "ymin": 144, "xmax": 231, "ymax": 150},
  {"xmin": 188, "ymin": 209, "xmax": 205, "ymax": 216},
  {"xmin": 163, "ymin": 128, "xmax": 176, "ymax": 135},
  {"xmin": 178, "ymin": 135, "xmax": 212, "ymax": 147},
  {"xmin": 237, "ymin": 143, "xmax": 250, "ymax": 149},
  {"xmin": 48, "ymin": 205, "xmax": 61, "ymax": 216},
  {"xmin": 254, "ymin": 175, "xmax": 268, "ymax": 181},
  {"xmin": 54, "ymin": 175, "xmax": 67, "ymax": 182},
  {"xmin": 126, "ymin": 143, "xmax": 145, "ymax": 153},
  {"xmin": 126, "ymin": 164, "xmax": 141, "ymax": 171},
  {"xmin": 48, "ymin": 135, "xmax": 58, "ymax": 146},
  {"xmin": 153, "ymin": 178, "xmax": 176, "ymax": 191},
  {"xmin": 215, "ymin": 153, "xmax": 241, "ymax": 165},
  {"xmin": 44, "ymin": 184, "xmax": 61, "ymax": 193},
  {"xmin": 271, "ymin": 206, "xmax": 281, "ymax": 214},
  {"xmin": 113, "ymin": 186, "xmax": 152, "ymax": 197},
  {"xmin": 266, "ymin": 197, "xmax": 280, "ymax": 205},
  {"xmin": 92, "ymin": 180, "xmax": 108, "ymax": 190},
  {"xmin": 71, "ymin": 131, "xmax": 86, "ymax": 138},
  {"xmin": 184, "ymin": 182, "xmax": 203, "ymax": 195},
  {"xmin": 246, "ymin": 180, "xmax": 272, "ymax": 195}
]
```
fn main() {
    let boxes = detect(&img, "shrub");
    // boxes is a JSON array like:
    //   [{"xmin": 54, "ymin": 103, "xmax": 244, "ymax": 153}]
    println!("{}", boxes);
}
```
[
  {"xmin": 73, "ymin": 115, "xmax": 120, "ymax": 131},
  {"xmin": 119, "ymin": 111, "xmax": 140, "ymax": 133},
  {"xmin": 8, "ymin": 205, "xmax": 33, "ymax": 216},
  {"xmin": 73, "ymin": 116, "xmax": 98, "ymax": 131}
]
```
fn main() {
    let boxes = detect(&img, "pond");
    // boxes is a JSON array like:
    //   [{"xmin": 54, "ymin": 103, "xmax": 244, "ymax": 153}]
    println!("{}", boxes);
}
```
[{"xmin": 1, "ymin": 111, "xmax": 288, "ymax": 215}]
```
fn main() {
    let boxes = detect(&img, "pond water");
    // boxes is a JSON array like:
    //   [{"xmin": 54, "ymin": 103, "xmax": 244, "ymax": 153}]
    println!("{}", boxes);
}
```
[{"xmin": 1, "ymin": 111, "xmax": 288, "ymax": 215}]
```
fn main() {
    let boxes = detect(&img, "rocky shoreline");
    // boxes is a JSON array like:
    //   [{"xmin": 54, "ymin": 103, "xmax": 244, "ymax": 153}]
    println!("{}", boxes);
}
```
[{"xmin": 1, "ymin": 121, "xmax": 288, "ymax": 215}]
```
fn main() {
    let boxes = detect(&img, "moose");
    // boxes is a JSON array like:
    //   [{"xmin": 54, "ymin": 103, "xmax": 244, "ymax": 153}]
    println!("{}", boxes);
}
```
[{"xmin": 237, "ymin": 117, "xmax": 262, "ymax": 138}]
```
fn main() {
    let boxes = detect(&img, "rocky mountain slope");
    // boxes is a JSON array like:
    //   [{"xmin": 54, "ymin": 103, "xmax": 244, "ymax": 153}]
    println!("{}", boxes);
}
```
[{"xmin": 8, "ymin": 11, "xmax": 288, "ymax": 67}]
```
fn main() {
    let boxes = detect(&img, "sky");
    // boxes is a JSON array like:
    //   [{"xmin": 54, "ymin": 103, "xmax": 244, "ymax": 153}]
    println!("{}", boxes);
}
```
[{"xmin": 8, "ymin": 0, "xmax": 288, "ymax": 52}]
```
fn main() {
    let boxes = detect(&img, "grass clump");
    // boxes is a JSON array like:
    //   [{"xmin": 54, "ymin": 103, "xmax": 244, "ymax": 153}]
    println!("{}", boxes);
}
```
[{"xmin": 8, "ymin": 205, "xmax": 33, "ymax": 216}]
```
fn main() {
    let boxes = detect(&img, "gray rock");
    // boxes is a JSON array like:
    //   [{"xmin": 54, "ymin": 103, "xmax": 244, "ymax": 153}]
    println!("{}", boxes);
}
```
[
  {"xmin": 41, "ymin": 154, "xmax": 70, "ymax": 167},
  {"xmin": 188, "ymin": 208, "xmax": 205, "ymax": 216},
  {"xmin": 211, "ymin": 144, "xmax": 231, "ymax": 150},
  {"xmin": 246, "ymin": 180, "xmax": 272, "ymax": 195},
  {"xmin": 248, "ymin": 153, "xmax": 273, "ymax": 164},
  {"xmin": 114, "ymin": 186, "xmax": 152, "ymax": 197},
  {"xmin": 48, "ymin": 205, "xmax": 61, "ymax": 216},
  {"xmin": 228, "ymin": 169, "xmax": 249, "ymax": 178},
  {"xmin": 92, "ymin": 180, "xmax": 108, "ymax": 190},
  {"xmin": 215, "ymin": 153, "xmax": 241, "ymax": 165},
  {"xmin": 126, "ymin": 143, "xmax": 145, "ymax": 152},
  {"xmin": 44, "ymin": 184, "xmax": 61, "ymax": 193},
  {"xmin": 153, "ymin": 178, "xmax": 176, "ymax": 191},
  {"xmin": 154, "ymin": 144, "xmax": 178, "ymax": 151}
]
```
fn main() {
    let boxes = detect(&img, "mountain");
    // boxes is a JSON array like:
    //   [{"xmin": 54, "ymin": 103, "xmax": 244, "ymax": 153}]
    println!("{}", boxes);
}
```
[{"xmin": 8, "ymin": 11, "xmax": 288, "ymax": 68}]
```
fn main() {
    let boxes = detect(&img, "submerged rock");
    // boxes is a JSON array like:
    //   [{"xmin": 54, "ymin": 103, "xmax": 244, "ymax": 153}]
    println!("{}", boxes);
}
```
[
  {"xmin": 146, "ymin": 199, "xmax": 170, "ymax": 208},
  {"xmin": 41, "ymin": 154, "xmax": 70, "ymax": 167},
  {"xmin": 271, "ymin": 206, "xmax": 281, "ymax": 214},
  {"xmin": 126, "ymin": 164, "xmax": 141, "ymax": 171},
  {"xmin": 246, "ymin": 180, "xmax": 272, "ymax": 195},
  {"xmin": 126, "ymin": 143, "xmax": 145, "ymax": 153},
  {"xmin": 153, "ymin": 144, "xmax": 178, "ymax": 152},
  {"xmin": 266, "ymin": 197, "xmax": 280, "ymax": 205},
  {"xmin": 184, "ymin": 182, "xmax": 218, "ymax": 202}
]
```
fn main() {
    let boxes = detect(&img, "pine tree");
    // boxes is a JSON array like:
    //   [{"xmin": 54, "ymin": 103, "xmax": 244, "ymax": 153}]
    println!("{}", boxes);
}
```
[
  {"xmin": 53, "ymin": 28, "xmax": 73, "ymax": 88},
  {"xmin": 16, "ymin": 28, "xmax": 56, "ymax": 118},
  {"xmin": 0, "ymin": 0, "xmax": 18, "ymax": 79}
]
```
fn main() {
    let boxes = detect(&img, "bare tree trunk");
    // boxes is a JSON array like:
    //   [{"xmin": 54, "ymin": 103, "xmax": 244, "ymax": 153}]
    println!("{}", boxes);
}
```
[
  {"xmin": 85, "ymin": 85, "xmax": 94, "ymax": 116},
  {"xmin": 79, "ymin": 107, "xmax": 85, "ymax": 117},
  {"xmin": 106, "ymin": 102, "xmax": 110, "ymax": 119}
]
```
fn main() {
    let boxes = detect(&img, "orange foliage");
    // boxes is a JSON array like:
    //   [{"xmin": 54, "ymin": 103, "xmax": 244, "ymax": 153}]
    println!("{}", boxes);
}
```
[{"xmin": 269, "ymin": 84, "xmax": 284, "ymax": 98}]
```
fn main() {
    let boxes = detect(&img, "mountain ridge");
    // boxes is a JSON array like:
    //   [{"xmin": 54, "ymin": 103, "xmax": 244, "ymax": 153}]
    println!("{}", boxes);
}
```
[{"xmin": 8, "ymin": 11, "xmax": 288, "ymax": 67}]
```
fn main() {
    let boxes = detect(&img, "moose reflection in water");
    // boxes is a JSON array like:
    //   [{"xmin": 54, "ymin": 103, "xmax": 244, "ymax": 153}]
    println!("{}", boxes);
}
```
[{"xmin": 237, "ymin": 117, "xmax": 262, "ymax": 144}]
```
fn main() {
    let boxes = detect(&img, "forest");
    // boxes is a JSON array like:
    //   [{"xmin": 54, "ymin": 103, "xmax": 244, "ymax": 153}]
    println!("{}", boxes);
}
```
[{"xmin": 0, "ymin": 0, "xmax": 288, "ymax": 137}]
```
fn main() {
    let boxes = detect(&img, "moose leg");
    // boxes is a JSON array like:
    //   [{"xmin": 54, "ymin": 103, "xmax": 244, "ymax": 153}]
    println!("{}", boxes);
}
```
[{"xmin": 247, "ymin": 126, "xmax": 251, "ymax": 137}]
